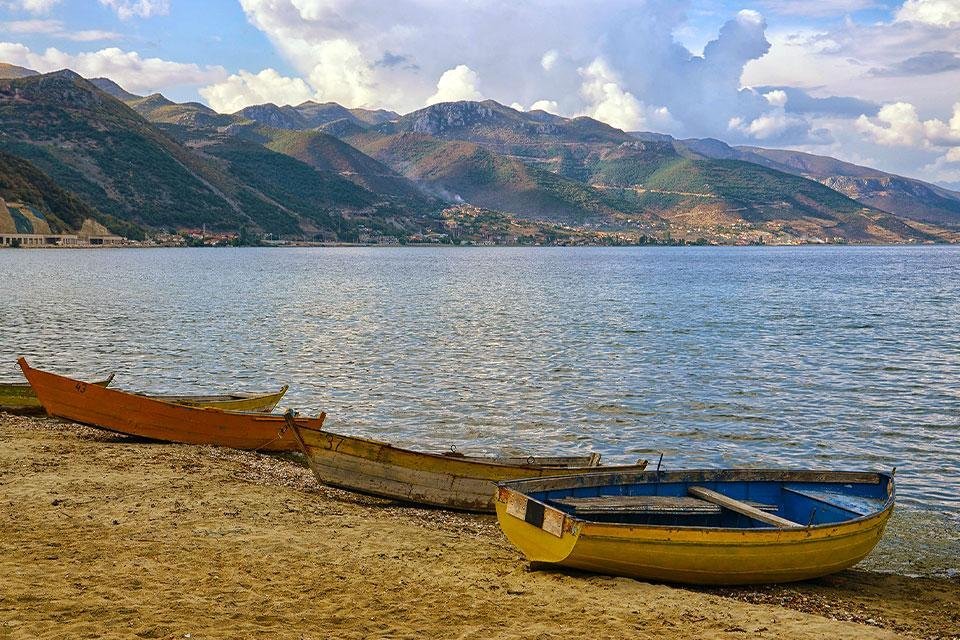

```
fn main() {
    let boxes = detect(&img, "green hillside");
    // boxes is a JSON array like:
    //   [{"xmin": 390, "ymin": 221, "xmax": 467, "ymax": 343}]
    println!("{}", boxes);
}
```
[
  {"xmin": 0, "ymin": 150, "xmax": 143, "ymax": 237},
  {"xmin": 261, "ymin": 128, "xmax": 435, "ymax": 205},
  {"xmin": 0, "ymin": 71, "xmax": 259, "ymax": 230},
  {"xmin": 206, "ymin": 139, "xmax": 434, "ymax": 239},
  {"xmin": 0, "ymin": 71, "xmax": 411, "ymax": 237},
  {"xmin": 350, "ymin": 132, "xmax": 619, "ymax": 224}
]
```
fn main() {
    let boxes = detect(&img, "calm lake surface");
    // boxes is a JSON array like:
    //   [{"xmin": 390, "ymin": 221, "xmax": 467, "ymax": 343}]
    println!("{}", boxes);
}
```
[{"xmin": 1, "ymin": 246, "xmax": 958, "ymax": 574}]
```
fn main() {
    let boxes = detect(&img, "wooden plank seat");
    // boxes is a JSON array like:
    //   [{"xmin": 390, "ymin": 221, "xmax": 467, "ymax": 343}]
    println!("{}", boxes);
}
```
[
  {"xmin": 550, "ymin": 494, "xmax": 783, "ymax": 517},
  {"xmin": 551, "ymin": 495, "xmax": 722, "ymax": 515},
  {"xmin": 689, "ymin": 486, "xmax": 801, "ymax": 528}
]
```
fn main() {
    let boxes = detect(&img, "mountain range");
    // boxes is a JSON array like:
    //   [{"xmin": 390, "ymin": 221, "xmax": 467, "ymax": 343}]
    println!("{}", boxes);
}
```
[{"xmin": 1, "ymin": 64, "xmax": 958, "ymax": 245}]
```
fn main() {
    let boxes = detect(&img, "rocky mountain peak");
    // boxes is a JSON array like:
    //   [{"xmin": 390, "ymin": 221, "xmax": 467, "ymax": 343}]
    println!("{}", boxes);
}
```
[{"xmin": 0, "ymin": 70, "xmax": 110, "ymax": 113}]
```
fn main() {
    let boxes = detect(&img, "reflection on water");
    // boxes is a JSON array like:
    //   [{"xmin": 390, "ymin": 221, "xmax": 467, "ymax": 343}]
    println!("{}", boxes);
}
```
[{"xmin": 0, "ymin": 245, "xmax": 958, "ymax": 570}]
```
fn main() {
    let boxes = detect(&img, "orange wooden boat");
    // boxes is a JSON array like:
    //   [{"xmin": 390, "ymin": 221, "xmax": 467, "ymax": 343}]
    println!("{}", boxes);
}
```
[{"xmin": 18, "ymin": 358, "xmax": 323, "ymax": 452}]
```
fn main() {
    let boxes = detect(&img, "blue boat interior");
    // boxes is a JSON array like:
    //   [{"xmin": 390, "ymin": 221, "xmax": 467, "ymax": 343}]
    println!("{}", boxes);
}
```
[{"xmin": 535, "ymin": 478, "xmax": 890, "ymax": 528}]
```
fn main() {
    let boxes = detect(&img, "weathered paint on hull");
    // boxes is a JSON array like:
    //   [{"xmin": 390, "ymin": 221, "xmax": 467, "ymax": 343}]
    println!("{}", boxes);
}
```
[
  {"xmin": 291, "ymin": 423, "xmax": 647, "ymax": 513},
  {"xmin": 18, "ymin": 359, "xmax": 321, "ymax": 452},
  {"xmin": 495, "ymin": 500, "xmax": 892, "ymax": 584}
]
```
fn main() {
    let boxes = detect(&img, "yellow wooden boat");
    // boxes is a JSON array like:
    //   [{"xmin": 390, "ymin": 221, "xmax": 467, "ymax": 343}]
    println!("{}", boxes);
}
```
[
  {"xmin": 495, "ymin": 469, "xmax": 895, "ymax": 585},
  {"xmin": 0, "ymin": 374, "xmax": 114, "ymax": 413},
  {"xmin": 142, "ymin": 386, "xmax": 288, "ymax": 413},
  {"xmin": 285, "ymin": 412, "xmax": 648, "ymax": 513}
]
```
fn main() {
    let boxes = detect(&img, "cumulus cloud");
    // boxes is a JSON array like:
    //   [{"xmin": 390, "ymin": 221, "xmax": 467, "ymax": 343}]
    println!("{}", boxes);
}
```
[
  {"xmin": 763, "ymin": 89, "xmax": 787, "ymax": 107},
  {"xmin": 305, "ymin": 38, "xmax": 374, "ymax": 107},
  {"xmin": 199, "ymin": 68, "xmax": 314, "ymax": 113},
  {"xmin": 0, "ymin": 41, "xmax": 226, "ymax": 94},
  {"xmin": 729, "ymin": 84, "xmax": 831, "ymax": 143},
  {"xmin": 529, "ymin": 99, "xmax": 559, "ymax": 113},
  {"xmin": 729, "ymin": 109, "xmax": 823, "ymax": 142},
  {"xmin": 895, "ymin": 0, "xmax": 960, "ymax": 26},
  {"xmin": 425, "ymin": 64, "xmax": 482, "ymax": 105},
  {"xmin": 508, "ymin": 99, "xmax": 561, "ymax": 113},
  {"xmin": 578, "ymin": 57, "xmax": 674, "ymax": 131},
  {"xmin": 0, "ymin": 19, "xmax": 120, "ymax": 41},
  {"xmin": 856, "ymin": 101, "xmax": 960, "ymax": 148},
  {"xmin": 98, "ymin": 0, "xmax": 170, "ymax": 20},
  {"xmin": 856, "ymin": 102, "xmax": 927, "ymax": 145}
]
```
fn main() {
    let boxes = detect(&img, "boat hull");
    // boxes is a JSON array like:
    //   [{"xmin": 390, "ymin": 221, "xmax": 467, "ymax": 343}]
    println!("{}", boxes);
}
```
[
  {"xmin": 495, "ymin": 469, "xmax": 894, "ymax": 585},
  {"xmin": 18, "ymin": 359, "xmax": 320, "ymax": 452},
  {"xmin": 290, "ymin": 422, "xmax": 646, "ymax": 513}
]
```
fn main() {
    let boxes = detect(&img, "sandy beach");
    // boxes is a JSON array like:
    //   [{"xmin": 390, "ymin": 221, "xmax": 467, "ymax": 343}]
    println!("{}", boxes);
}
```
[{"xmin": 1, "ymin": 413, "xmax": 958, "ymax": 640}]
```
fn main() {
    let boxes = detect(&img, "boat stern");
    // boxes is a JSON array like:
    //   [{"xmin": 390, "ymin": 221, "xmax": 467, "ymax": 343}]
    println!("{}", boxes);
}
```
[{"xmin": 494, "ymin": 486, "xmax": 580, "ymax": 564}]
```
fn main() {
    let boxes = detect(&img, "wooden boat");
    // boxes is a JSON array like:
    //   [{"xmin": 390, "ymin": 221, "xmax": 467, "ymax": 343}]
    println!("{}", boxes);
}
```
[
  {"xmin": 18, "ymin": 358, "xmax": 322, "ymax": 452},
  {"xmin": 146, "ymin": 386, "xmax": 288, "ymax": 413},
  {"xmin": 495, "ymin": 468, "xmax": 895, "ymax": 585},
  {"xmin": 1, "ymin": 373, "xmax": 114, "ymax": 413},
  {"xmin": 285, "ymin": 413, "xmax": 648, "ymax": 513}
]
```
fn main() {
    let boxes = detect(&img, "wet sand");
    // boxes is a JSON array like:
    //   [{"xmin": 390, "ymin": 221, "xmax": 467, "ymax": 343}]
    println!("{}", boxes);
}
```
[{"xmin": 1, "ymin": 413, "xmax": 958, "ymax": 639}]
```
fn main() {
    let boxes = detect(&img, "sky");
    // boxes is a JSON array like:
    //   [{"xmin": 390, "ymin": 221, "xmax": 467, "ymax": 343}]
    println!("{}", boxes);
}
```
[{"xmin": 1, "ymin": 0, "xmax": 959, "ymax": 188}]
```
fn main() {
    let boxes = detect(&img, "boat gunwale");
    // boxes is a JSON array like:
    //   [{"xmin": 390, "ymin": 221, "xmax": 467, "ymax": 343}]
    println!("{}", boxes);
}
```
[
  {"xmin": 290, "ymin": 421, "xmax": 646, "ymax": 472},
  {"xmin": 496, "ymin": 468, "xmax": 895, "ymax": 534},
  {"xmin": 0, "ymin": 373, "xmax": 115, "ymax": 390}
]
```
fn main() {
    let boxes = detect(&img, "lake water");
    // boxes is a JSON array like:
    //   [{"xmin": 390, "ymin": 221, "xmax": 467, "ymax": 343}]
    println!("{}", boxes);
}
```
[{"xmin": 1, "ymin": 246, "xmax": 958, "ymax": 575}]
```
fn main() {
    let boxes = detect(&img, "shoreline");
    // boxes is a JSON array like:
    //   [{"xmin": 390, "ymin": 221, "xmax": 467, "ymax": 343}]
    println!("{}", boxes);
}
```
[
  {"xmin": 2, "ymin": 413, "xmax": 958, "ymax": 639},
  {"xmin": 1, "ymin": 241, "xmax": 957, "ymax": 250}
]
